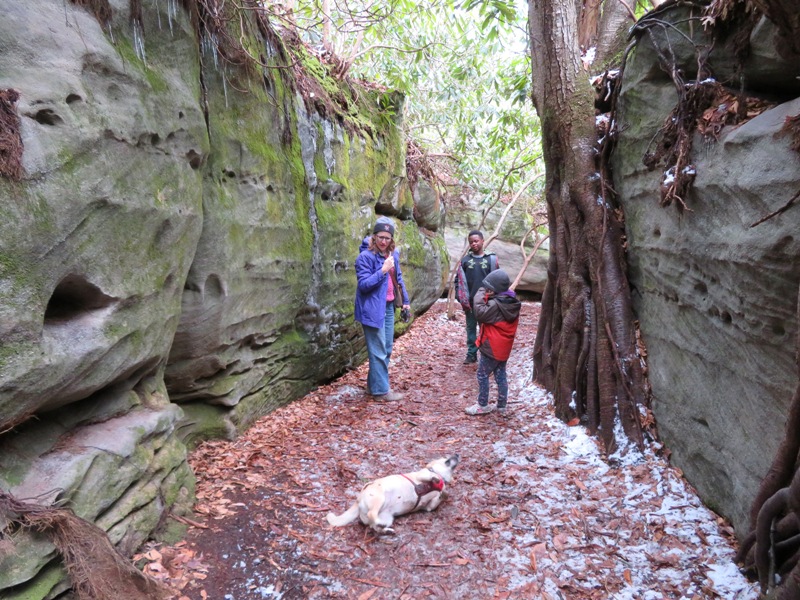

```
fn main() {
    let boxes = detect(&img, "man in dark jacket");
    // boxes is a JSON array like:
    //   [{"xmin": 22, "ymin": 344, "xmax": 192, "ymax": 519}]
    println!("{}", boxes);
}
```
[
  {"xmin": 454, "ymin": 230, "xmax": 498, "ymax": 364},
  {"xmin": 465, "ymin": 269, "xmax": 521, "ymax": 415}
]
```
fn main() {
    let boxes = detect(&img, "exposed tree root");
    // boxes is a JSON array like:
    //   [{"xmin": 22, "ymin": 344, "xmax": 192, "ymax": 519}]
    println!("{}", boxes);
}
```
[
  {"xmin": 747, "ymin": 0, "xmax": 800, "ymax": 59},
  {"xmin": 632, "ymin": 1, "xmax": 774, "ymax": 213},
  {"xmin": 70, "ymin": 0, "xmax": 112, "ymax": 25},
  {"xmin": 781, "ymin": 114, "xmax": 800, "ymax": 153},
  {"xmin": 737, "ymin": 283, "xmax": 800, "ymax": 596},
  {"xmin": 0, "ymin": 88, "xmax": 23, "ymax": 181},
  {"xmin": 531, "ymin": 48, "xmax": 653, "ymax": 454},
  {"xmin": 638, "ymin": 10, "xmax": 800, "ymax": 594},
  {"xmin": 0, "ymin": 491, "xmax": 168, "ymax": 600}
]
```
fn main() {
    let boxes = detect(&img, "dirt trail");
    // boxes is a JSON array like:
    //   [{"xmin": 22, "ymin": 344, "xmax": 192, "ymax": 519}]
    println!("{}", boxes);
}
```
[{"xmin": 144, "ymin": 301, "xmax": 756, "ymax": 599}]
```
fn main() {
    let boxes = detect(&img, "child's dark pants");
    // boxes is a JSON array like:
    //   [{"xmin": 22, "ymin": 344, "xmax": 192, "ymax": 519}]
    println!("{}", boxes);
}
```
[{"xmin": 477, "ymin": 354, "xmax": 508, "ymax": 408}]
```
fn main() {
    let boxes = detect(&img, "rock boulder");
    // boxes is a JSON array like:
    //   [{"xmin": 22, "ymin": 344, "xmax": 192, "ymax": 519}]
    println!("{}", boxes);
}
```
[{"xmin": 613, "ymin": 6, "xmax": 800, "ymax": 536}]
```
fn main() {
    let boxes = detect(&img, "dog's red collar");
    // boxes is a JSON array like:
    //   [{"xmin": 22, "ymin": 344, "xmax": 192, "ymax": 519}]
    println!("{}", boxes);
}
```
[{"xmin": 402, "ymin": 474, "xmax": 444, "ymax": 510}]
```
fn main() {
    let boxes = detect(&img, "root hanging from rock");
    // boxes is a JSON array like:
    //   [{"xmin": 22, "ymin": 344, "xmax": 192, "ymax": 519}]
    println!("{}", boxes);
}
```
[
  {"xmin": 781, "ymin": 114, "xmax": 800, "ymax": 154},
  {"xmin": 0, "ymin": 88, "xmax": 23, "ymax": 181},
  {"xmin": 635, "ymin": 2, "xmax": 773, "ymax": 213},
  {"xmin": 0, "ymin": 490, "xmax": 168, "ymax": 600},
  {"xmin": 738, "ymin": 284, "xmax": 800, "ymax": 596},
  {"xmin": 70, "ymin": 0, "xmax": 113, "ymax": 25},
  {"xmin": 642, "ymin": 80, "xmax": 718, "ymax": 211}
]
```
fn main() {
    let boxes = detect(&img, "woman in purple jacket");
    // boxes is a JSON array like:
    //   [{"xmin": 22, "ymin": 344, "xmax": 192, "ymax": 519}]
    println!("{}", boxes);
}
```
[{"xmin": 355, "ymin": 219, "xmax": 410, "ymax": 401}]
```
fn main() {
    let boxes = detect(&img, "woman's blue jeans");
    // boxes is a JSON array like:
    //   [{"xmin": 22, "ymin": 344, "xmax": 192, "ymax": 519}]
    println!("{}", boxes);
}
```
[{"xmin": 363, "ymin": 302, "xmax": 395, "ymax": 396}]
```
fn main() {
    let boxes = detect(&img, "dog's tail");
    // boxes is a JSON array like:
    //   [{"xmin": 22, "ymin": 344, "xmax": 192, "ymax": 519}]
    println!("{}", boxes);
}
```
[{"xmin": 326, "ymin": 503, "xmax": 359, "ymax": 527}]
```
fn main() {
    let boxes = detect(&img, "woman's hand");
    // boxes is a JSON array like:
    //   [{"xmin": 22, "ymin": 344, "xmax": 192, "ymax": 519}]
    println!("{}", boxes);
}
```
[{"xmin": 381, "ymin": 254, "xmax": 395, "ymax": 273}]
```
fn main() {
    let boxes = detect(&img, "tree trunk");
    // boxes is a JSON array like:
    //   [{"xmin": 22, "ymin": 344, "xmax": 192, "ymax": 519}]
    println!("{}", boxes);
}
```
[
  {"xmin": 529, "ymin": 0, "xmax": 649, "ymax": 452},
  {"xmin": 595, "ymin": 1, "xmax": 634, "ymax": 65}
]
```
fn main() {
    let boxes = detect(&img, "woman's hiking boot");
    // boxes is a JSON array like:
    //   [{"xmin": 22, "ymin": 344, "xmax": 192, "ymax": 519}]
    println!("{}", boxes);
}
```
[{"xmin": 373, "ymin": 390, "xmax": 403, "ymax": 401}]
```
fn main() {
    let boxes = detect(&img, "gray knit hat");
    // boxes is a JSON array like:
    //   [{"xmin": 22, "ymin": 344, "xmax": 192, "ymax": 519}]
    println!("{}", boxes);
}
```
[
  {"xmin": 482, "ymin": 269, "xmax": 510, "ymax": 294},
  {"xmin": 373, "ymin": 217, "xmax": 395, "ymax": 236}
]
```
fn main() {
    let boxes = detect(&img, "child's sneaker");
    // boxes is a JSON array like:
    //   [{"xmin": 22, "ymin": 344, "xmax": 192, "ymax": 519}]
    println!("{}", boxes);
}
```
[
  {"xmin": 465, "ymin": 403, "xmax": 494, "ymax": 416},
  {"xmin": 496, "ymin": 406, "xmax": 508, "ymax": 416}
]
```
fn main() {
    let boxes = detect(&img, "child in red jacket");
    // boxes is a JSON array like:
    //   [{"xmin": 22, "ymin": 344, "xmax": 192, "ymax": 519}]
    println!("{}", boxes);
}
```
[{"xmin": 465, "ymin": 269, "xmax": 521, "ymax": 415}]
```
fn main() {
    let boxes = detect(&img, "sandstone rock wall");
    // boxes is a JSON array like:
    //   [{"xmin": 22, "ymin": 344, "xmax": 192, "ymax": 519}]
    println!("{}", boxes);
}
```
[
  {"xmin": 613, "ymin": 6, "xmax": 800, "ymax": 537},
  {"xmin": 0, "ymin": 1, "xmax": 447, "ymax": 596}
]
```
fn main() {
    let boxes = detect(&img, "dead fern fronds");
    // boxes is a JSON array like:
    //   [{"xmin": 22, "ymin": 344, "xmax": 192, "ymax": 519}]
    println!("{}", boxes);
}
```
[
  {"xmin": 406, "ymin": 140, "xmax": 441, "ymax": 188},
  {"xmin": 697, "ymin": 86, "xmax": 774, "ymax": 138}
]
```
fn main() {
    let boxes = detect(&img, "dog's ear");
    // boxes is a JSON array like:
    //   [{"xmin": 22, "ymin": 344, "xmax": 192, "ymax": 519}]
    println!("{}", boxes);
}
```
[{"xmin": 446, "ymin": 454, "xmax": 460, "ymax": 468}]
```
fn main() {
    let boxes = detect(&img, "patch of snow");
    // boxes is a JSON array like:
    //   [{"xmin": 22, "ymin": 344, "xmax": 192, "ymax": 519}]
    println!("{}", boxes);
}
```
[
  {"xmin": 488, "ymin": 350, "xmax": 760, "ymax": 598},
  {"xmin": 184, "ymin": 303, "xmax": 758, "ymax": 599},
  {"xmin": 325, "ymin": 384, "xmax": 362, "ymax": 402}
]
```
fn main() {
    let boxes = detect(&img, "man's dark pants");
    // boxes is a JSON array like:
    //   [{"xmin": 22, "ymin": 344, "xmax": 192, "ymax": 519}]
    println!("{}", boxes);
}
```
[{"xmin": 465, "ymin": 308, "xmax": 478, "ymax": 360}]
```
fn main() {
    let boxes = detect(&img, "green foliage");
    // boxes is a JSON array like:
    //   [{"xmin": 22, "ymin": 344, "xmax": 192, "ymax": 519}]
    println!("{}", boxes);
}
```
[
  {"xmin": 634, "ymin": 0, "xmax": 658, "ymax": 20},
  {"xmin": 288, "ymin": 0, "xmax": 543, "ymax": 204}
]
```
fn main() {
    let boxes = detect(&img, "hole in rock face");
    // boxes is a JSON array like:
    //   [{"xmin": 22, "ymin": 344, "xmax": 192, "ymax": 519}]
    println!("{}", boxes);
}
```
[
  {"xmin": 33, "ymin": 109, "xmax": 63, "ymax": 126},
  {"xmin": 186, "ymin": 149, "xmax": 203, "ymax": 170},
  {"xmin": 44, "ymin": 275, "xmax": 116, "ymax": 322},
  {"xmin": 65, "ymin": 94, "xmax": 82, "ymax": 104},
  {"xmin": 772, "ymin": 321, "xmax": 786, "ymax": 337},
  {"xmin": 203, "ymin": 274, "xmax": 225, "ymax": 298}
]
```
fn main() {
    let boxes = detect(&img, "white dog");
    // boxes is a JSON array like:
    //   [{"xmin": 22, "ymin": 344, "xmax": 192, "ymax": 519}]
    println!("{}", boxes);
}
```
[{"xmin": 326, "ymin": 455, "xmax": 460, "ymax": 534}]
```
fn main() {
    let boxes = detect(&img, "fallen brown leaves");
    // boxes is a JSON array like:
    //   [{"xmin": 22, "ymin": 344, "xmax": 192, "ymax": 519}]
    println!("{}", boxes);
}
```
[
  {"xmin": 140, "ymin": 301, "xmax": 754, "ymax": 599},
  {"xmin": 697, "ymin": 88, "xmax": 774, "ymax": 140}
]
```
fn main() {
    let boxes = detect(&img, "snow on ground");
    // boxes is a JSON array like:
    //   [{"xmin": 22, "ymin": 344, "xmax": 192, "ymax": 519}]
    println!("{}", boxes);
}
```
[
  {"xmin": 494, "ymin": 348, "xmax": 758, "ymax": 599},
  {"xmin": 154, "ymin": 301, "xmax": 760, "ymax": 599}
]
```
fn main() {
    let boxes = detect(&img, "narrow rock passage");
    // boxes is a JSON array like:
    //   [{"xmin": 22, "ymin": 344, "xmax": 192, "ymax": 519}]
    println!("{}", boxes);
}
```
[{"xmin": 147, "ymin": 301, "xmax": 758, "ymax": 599}]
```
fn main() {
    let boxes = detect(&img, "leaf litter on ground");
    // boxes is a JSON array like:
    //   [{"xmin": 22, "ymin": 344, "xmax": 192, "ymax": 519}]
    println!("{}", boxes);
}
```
[{"xmin": 139, "ymin": 300, "xmax": 759, "ymax": 599}]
